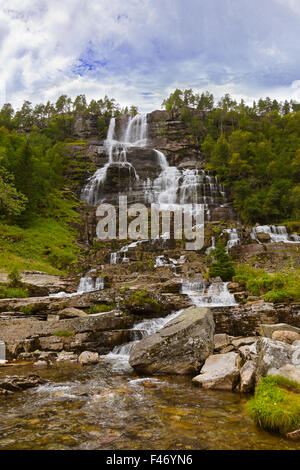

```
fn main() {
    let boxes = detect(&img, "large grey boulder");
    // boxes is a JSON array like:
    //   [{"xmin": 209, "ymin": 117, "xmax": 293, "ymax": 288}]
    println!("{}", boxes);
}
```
[
  {"xmin": 268, "ymin": 364, "xmax": 300, "ymax": 385},
  {"xmin": 260, "ymin": 323, "xmax": 300, "ymax": 339},
  {"xmin": 256, "ymin": 337, "xmax": 300, "ymax": 380},
  {"xmin": 192, "ymin": 352, "xmax": 241, "ymax": 391},
  {"xmin": 129, "ymin": 307, "xmax": 214, "ymax": 375}
]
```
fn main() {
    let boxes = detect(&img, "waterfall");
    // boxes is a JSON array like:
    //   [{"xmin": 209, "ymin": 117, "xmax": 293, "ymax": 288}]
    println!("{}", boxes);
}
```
[
  {"xmin": 222, "ymin": 228, "xmax": 241, "ymax": 250},
  {"xmin": 81, "ymin": 114, "xmax": 147, "ymax": 205},
  {"xmin": 77, "ymin": 276, "xmax": 104, "ymax": 294},
  {"xmin": 105, "ymin": 309, "xmax": 184, "ymax": 367},
  {"xmin": 251, "ymin": 225, "xmax": 300, "ymax": 244},
  {"xmin": 206, "ymin": 237, "xmax": 216, "ymax": 254},
  {"xmin": 181, "ymin": 280, "xmax": 236, "ymax": 307}
]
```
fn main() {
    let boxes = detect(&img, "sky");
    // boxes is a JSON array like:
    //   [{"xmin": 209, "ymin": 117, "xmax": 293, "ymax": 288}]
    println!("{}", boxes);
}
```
[{"xmin": 1, "ymin": 0, "xmax": 300, "ymax": 112}]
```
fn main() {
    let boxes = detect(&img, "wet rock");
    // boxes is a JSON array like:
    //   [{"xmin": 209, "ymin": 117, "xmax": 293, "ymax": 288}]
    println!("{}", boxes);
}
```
[
  {"xmin": 239, "ymin": 361, "xmax": 256, "ymax": 393},
  {"xmin": 57, "ymin": 351, "xmax": 78, "ymax": 362},
  {"xmin": 286, "ymin": 429, "xmax": 300, "ymax": 441},
  {"xmin": 192, "ymin": 352, "xmax": 241, "ymax": 391},
  {"xmin": 33, "ymin": 360, "xmax": 48, "ymax": 368},
  {"xmin": 272, "ymin": 330, "xmax": 300, "ymax": 345},
  {"xmin": 129, "ymin": 307, "xmax": 214, "ymax": 375},
  {"xmin": 0, "ymin": 374, "xmax": 46, "ymax": 395},
  {"xmin": 256, "ymin": 232, "xmax": 271, "ymax": 243},
  {"xmin": 78, "ymin": 351, "xmax": 99, "ymax": 365}
]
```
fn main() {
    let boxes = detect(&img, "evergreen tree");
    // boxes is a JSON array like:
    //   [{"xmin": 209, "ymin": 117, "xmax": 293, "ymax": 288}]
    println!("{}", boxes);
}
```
[{"xmin": 209, "ymin": 239, "xmax": 235, "ymax": 281}]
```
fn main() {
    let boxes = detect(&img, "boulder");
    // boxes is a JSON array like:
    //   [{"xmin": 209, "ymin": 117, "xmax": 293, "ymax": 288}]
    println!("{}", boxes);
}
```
[
  {"xmin": 192, "ymin": 352, "xmax": 241, "ymax": 391},
  {"xmin": 129, "ymin": 307, "xmax": 214, "ymax": 375},
  {"xmin": 58, "ymin": 307, "xmax": 88, "ymax": 319},
  {"xmin": 256, "ymin": 338, "xmax": 297, "ymax": 379},
  {"xmin": 286, "ymin": 429, "xmax": 300, "ymax": 441},
  {"xmin": 239, "ymin": 360, "xmax": 256, "ymax": 393},
  {"xmin": 78, "ymin": 351, "xmax": 99, "ymax": 365},
  {"xmin": 239, "ymin": 343, "xmax": 258, "ymax": 361},
  {"xmin": 232, "ymin": 337, "xmax": 257, "ymax": 348},
  {"xmin": 272, "ymin": 330, "xmax": 300, "ymax": 345},
  {"xmin": 267, "ymin": 364, "xmax": 300, "ymax": 385},
  {"xmin": 260, "ymin": 323, "xmax": 300, "ymax": 339},
  {"xmin": 256, "ymin": 232, "xmax": 271, "ymax": 243},
  {"xmin": 0, "ymin": 374, "xmax": 46, "ymax": 395}
]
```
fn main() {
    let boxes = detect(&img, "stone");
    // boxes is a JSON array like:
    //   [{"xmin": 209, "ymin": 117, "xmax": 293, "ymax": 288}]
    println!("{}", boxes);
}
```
[
  {"xmin": 272, "ymin": 330, "xmax": 300, "ymax": 345},
  {"xmin": 256, "ymin": 232, "xmax": 271, "ymax": 243},
  {"xmin": 57, "ymin": 351, "xmax": 78, "ymax": 362},
  {"xmin": 232, "ymin": 337, "xmax": 257, "ymax": 348},
  {"xmin": 256, "ymin": 337, "xmax": 296, "ymax": 379},
  {"xmin": 286, "ymin": 429, "xmax": 300, "ymax": 441},
  {"xmin": 240, "ymin": 361, "xmax": 256, "ymax": 393},
  {"xmin": 78, "ymin": 351, "xmax": 99, "ymax": 365},
  {"xmin": 239, "ymin": 343, "xmax": 258, "ymax": 361},
  {"xmin": 33, "ymin": 360, "xmax": 48, "ymax": 368},
  {"xmin": 192, "ymin": 352, "xmax": 241, "ymax": 391},
  {"xmin": 58, "ymin": 307, "xmax": 88, "ymax": 319},
  {"xmin": 129, "ymin": 307, "xmax": 214, "ymax": 375},
  {"xmin": 214, "ymin": 333, "xmax": 230, "ymax": 351},
  {"xmin": 0, "ymin": 374, "xmax": 46, "ymax": 395},
  {"xmin": 267, "ymin": 364, "xmax": 300, "ymax": 385},
  {"xmin": 260, "ymin": 323, "xmax": 300, "ymax": 339}
]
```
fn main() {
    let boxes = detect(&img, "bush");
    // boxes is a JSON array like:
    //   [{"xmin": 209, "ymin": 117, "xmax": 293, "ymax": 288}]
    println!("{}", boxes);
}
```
[
  {"xmin": 0, "ymin": 286, "xmax": 28, "ymax": 299},
  {"xmin": 8, "ymin": 268, "xmax": 22, "ymax": 287},
  {"xmin": 247, "ymin": 376, "xmax": 300, "ymax": 435},
  {"xmin": 208, "ymin": 239, "xmax": 235, "ymax": 281},
  {"xmin": 87, "ymin": 304, "xmax": 115, "ymax": 314}
]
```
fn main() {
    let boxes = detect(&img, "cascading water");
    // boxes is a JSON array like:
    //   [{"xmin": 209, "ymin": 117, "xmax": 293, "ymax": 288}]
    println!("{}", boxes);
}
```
[
  {"xmin": 206, "ymin": 237, "xmax": 216, "ymax": 254},
  {"xmin": 181, "ymin": 279, "xmax": 236, "ymax": 307},
  {"xmin": 222, "ymin": 228, "xmax": 241, "ymax": 250},
  {"xmin": 50, "ymin": 274, "xmax": 105, "ymax": 298},
  {"xmin": 81, "ymin": 114, "xmax": 147, "ymax": 205},
  {"xmin": 104, "ymin": 309, "xmax": 184, "ymax": 370},
  {"xmin": 251, "ymin": 225, "xmax": 300, "ymax": 244}
]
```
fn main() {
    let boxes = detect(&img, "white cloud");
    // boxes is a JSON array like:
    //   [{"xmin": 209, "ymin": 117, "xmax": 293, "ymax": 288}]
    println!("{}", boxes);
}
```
[{"xmin": 0, "ymin": 0, "xmax": 300, "ymax": 112}]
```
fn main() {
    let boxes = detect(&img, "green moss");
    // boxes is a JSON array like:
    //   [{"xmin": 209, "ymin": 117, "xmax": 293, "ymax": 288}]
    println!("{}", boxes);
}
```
[
  {"xmin": 247, "ymin": 375, "xmax": 300, "ymax": 435},
  {"xmin": 126, "ymin": 289, "xmax": 163, "ymax": 313},
  {"xmin": 19, "ymin": 305, "xmax": 33, "ymax": 314},
  {"xmin": 86, "ymin": 303, "xmax": 115, "ymax": 314},
  {"xmin": 54, "ymin": 330, "xmax": 75, "ymax": 337}
]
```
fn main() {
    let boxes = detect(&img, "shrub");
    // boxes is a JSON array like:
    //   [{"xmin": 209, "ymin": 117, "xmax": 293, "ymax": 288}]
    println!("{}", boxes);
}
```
[
  {"xmin": 8, "ymin": 268, "xmax": 22, "ymax": 287},
  {"xmin": 208, "ymin": 239, "xmax": 235, "ymax": 281},
  {"xmin": 247, "ymin": 376, "xmax": 300, "ymax": 435},
  {"xmin": 0, "ymin": 286, "xmax": 28, "ymax": 299},
  {"xmin": 87, "ymin": 304, "xmax": 115, "ymax": 314}
]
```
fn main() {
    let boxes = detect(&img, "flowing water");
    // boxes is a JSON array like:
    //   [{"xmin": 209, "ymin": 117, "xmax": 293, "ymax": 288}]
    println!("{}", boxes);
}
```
[{"xmin": 251, "ymin": 225, "xmax": 300, "ymax": 243}]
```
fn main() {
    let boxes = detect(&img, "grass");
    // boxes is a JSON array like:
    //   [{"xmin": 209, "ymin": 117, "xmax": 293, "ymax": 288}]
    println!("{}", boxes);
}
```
[
  {"xmin": 54, "ymin": 330, "xmax": 75, "ymax": 338},
  {"xmin": 0, "ymin": 196, "xmax": 81, "ymax": 275},
  {"xmin": 233, "ymin": 264, "xmax": 300, "ymax": 303},
  {"xmin": 125, "ymin": 289, "xmax": 163, "ymax": 314},
  {"xmin": 86, "ymin": 303, "xmax": 115, "ymax": 314},
  {"xmin": 247, "ymin": 376, "xmax": 300, "ymax": 435},
  {"xmin": 0, "ymin": 285, "xmax": 28, "ymax": 299}
]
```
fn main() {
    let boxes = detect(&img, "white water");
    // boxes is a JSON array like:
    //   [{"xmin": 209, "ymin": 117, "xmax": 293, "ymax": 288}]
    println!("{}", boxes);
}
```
[
  {"xmin": 50, "ymin": 275, "xmax": 105, "ymax": 298},
  {"xmin": 181, "ymin": 280, "xmax": 237, "ymax": 307},
  {"xmin": 81, "ymin": 114, "xmax": 147, "ymax": 205},
  {"xmin": 222, "ymin": 228, "xmax": 241, "ymax": 250},
  {"xmin": 104, "ymin": 309, "xmax": 184, "ymax": 370},
  {"xmin": 251, "ymin": 225, "xmax": 300, "ymax": 244},
  {"xmin": 206, "ymin": 237, "xmax": 216, "ymax": 254}
]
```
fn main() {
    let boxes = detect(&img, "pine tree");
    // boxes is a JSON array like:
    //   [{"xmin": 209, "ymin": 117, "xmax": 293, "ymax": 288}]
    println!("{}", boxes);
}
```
[{"xmin": 209, "ymin": 239, "xmax": 235, "ymax": 281}]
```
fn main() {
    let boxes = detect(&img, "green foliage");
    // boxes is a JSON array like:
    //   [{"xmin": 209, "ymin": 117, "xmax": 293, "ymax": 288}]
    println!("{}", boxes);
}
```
[
  {"xmin": 234, "ymin": 264, "xmax": 300, "ymax": 303},
  {"xmin": 126, "ymin": 289, "xmax": 163, "ymax": 314},
  {"xmin": 8, "ymin": 268, "xmax": 22, "ymax": 287},
  {"xmin": 208, "ymin": 239, "xmax": 235, "ymax": 281},
  {"xmin": 0, "ymin": 286, "xmax": 28, "ymax": 299},
  {"xmin": 54, "ymin": 330, "xmax": 75, "ymax": 338},
  {"xmin": 247, "ymin": 375, "xmax": 300, "ymax": 435},
  {"xmin": 19, "ymin": 305, "xmax": 33, "ymax": 314},
  {"xmin": 86, "ymin": 303, "xmax": 115, "ymax": 314}
]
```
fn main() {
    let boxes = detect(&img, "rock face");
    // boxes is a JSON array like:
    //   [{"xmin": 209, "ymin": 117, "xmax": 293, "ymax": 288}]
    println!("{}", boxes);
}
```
[
  {"xmin": 192, "ymin": 352, "xmax": 241, "ymax": 391},
  {"xmin": 272, "ymin": 330, "xmax": 300, "ymax": 344},
  {"xmin": 129, "ymin": 307, "xmax": 214, "ymax": 375},
  {"xmin": 239, "ymin": 360, "xmax": 256, "ymax": 393}
]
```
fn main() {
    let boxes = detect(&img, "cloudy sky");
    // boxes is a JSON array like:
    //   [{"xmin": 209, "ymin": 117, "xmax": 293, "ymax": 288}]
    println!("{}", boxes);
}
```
[{"xmin": 1, "ymin": 0, "xmax": 300, "ymax": 112}]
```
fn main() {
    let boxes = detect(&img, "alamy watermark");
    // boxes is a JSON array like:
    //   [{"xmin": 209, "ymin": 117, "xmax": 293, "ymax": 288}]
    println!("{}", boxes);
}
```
[{"xmin": 95, "ymin": 196, "xmax": 204, "ymax": 250}]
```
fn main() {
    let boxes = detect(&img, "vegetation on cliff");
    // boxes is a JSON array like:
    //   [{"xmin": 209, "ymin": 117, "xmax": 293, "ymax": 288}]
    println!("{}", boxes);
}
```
[{"xmin": 164, "ymin": 89, "xmax": 300, "ymax": 224}]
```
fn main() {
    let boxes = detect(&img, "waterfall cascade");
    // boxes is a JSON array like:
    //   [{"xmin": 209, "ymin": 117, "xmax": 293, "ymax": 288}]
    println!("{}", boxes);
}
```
[
  {"xmin": 251, "ymin": 225, "xmax": 300, "ymax": 244},
  {"xmin": 50, "ymin": 274, "xmax": 105, "ymax": 298},
  {"xmin": 81, "ymin": 114, "xmax": 147, "ymax": 205},
  {"xmin": 181, "ymin": 279, "xmax": 237, "ymax": 307},
  {"xmin": 222, "ymin": 228, "xmax": 241, "ymax": 250}
]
